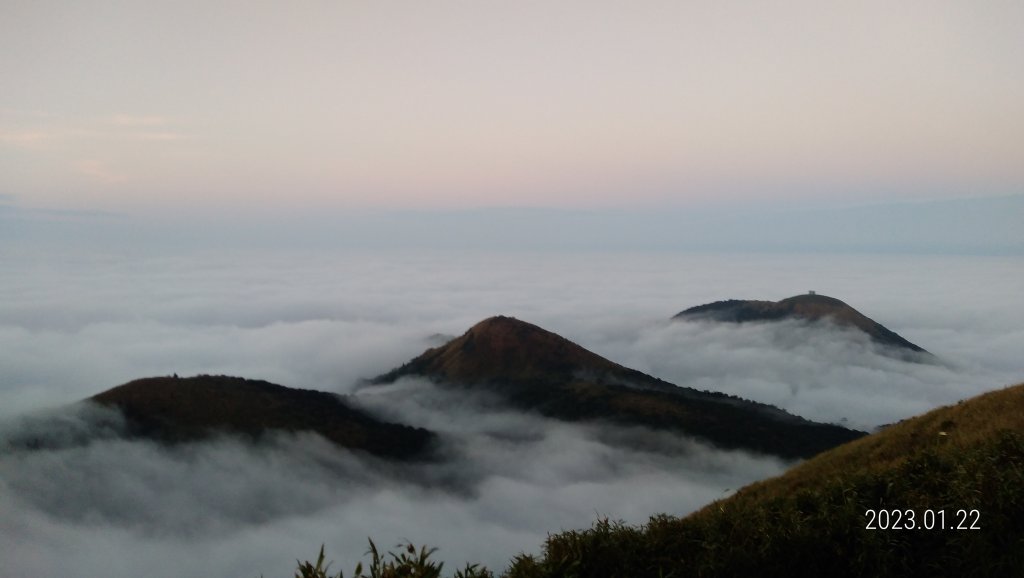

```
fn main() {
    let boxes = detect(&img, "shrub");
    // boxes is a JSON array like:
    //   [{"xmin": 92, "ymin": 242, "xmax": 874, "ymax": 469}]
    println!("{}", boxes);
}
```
[{"xmin": 294, "ymin": 541, "xmax": 492, "ymax": 578}]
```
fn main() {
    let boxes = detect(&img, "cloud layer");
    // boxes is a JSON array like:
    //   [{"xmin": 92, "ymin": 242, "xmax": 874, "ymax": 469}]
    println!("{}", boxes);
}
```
[
  {"xmin": 1, "ymin": 247, "xmax": 1021, "ymax": 576},
  {"xmin": 0, "ymin": 382, "xmax": 786, "ymax": 576}
]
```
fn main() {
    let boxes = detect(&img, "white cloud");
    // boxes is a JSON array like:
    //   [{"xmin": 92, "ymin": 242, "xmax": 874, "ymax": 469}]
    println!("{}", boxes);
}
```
[
  {"xmin": 0, "ymin": 384, "xmax": 785, "ymax": 575},
  {"xmin": 0, "ymin": 247, "xmax": 1021, "ymax": 576}
]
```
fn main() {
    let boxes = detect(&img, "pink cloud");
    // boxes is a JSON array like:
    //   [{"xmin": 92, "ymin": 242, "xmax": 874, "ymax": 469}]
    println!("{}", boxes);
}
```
[
  {"xmin": 0, "ymin": 130, "xmax": 52, "ymax": 148},
  {"xmin": 110, "ymin": 115, "xmax": 169, "ymax": 127},
  {"xmin": 74, "ymin": 159, "xmax": 128, "ymax": 184}
]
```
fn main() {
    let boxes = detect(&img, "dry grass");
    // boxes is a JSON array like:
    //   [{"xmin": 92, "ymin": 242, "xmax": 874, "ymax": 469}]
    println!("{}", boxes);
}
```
[
  {"xmin": 502, "ymin": 382, "xmax": 1024, "ymax": 577},
  {"xmin": 734, "ymin": 382, "xmax": 1024, "ymax": 502}
]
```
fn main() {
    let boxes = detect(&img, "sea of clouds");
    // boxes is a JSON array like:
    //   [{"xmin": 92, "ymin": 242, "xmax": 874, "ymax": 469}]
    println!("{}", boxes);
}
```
[{"xmin": 1, "ymin": 246, "xmax": 1022, "ymax": 576}]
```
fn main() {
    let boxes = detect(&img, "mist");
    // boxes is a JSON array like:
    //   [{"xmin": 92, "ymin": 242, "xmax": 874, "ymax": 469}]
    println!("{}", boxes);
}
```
[
  {"xmin": 1, "ymin": 380, "xmax": 787, "ymax": 576},
  {"xmin": 5, "ymin": 195, "xmax": 1023, "ymax": 255},
  {"xmin": 1, "ymin": 246, "xmax": 1022, "ymax": 576}
]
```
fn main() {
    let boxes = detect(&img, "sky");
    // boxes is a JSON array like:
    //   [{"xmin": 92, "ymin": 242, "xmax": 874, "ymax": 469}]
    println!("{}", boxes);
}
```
[
  {"xmin": 2, "ymin": 0, "xmax": 1023, "ymax": 217},
  {"xmin": 2, "ymin": 3, "xmax": 1024, "ymax": 575}
]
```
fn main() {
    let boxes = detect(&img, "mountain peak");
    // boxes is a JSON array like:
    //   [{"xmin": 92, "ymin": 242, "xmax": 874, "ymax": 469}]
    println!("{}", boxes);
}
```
[
  {"xmin": 467, "ymin": 314, "xmax": 526, "ymax": 331},
  {"xmin": 675, "ymin": 293, "xmax": 928, "ymax": 355},
  {"xmin": 778, "ymin": 292, "xmax": 848, "ymax": 308},
  {"xmin": 90, "ymin": 375, "xmax": 434, "ymax": 459},
  {"xmin": 372, "ymin": 316, "xmax": 864, "ymax": 459},
  {"xmin": 375, "ymin": 315, "xmax": 620, "ymax": 386},
  {"xmin": 462, "ymin": 315, "xmax": 563, "ymax": 353}
]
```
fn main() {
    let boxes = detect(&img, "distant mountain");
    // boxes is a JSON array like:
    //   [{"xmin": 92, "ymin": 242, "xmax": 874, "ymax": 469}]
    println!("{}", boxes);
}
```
[
  {"xmin": 508, "ymin": 382, "xmax": 1024, "ymax": 577},
  {"xmin": 371, "ymin": 316, "xmax": 864, "ymax": 459},
  {"xmin": 90, "ymin": 375, "xmax": 434, "ymax": 460},
  {"xmin": 674, "ymin": 293, "xmax": 929, "ymax": 355}
]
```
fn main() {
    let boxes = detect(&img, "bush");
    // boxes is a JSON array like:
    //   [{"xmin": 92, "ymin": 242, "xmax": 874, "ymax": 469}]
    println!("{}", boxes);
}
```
[{"xmin": 294, "ymin": 541, "xmax": 492, "ymax": 578}]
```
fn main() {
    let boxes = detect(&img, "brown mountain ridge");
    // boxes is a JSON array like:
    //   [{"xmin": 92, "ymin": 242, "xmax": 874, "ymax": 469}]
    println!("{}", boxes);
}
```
[
  {"xmin": 371, "ymin": 316, "xmax": 864, "ymax": 460},
  {"xmin": 90, "ymin": 375, "xmax": 434, "ymax": 460}
]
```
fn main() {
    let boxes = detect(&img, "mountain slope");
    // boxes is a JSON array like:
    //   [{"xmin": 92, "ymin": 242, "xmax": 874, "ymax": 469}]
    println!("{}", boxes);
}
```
[
  {"xmin": 373, "ymin": 315, "xmax": 663, "ymax": 391},
  {"xmin": 90, "ymin": 375, "xmax": 434, "ymax": 460},
  {"xmin": 371, "ymin": 316, "xmax": 864, "ymax": 459},
  {"xmin": 508, "ymin": 382, "xmax": 1024, "ymax": 578},
  {"xmin": 674, "ymin": 293, "xmax": 929, "ymax": 355}
]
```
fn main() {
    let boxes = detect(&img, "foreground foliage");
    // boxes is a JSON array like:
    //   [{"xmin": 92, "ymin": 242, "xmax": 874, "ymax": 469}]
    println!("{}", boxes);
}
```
[
  {"xmin": 297, "ymin": 384, "xmax": 1024, "ymax": 578},
  {"xmin": 506, "ymin": 434, "xmax": 1024, "ymax": 577},
  {"xmin": 507, "ymin": 384, "xmax": 1024, "ymax": 577},
  {"xmin": 295, "ymin": 541, "xmax": 492, "ymax": 578}
]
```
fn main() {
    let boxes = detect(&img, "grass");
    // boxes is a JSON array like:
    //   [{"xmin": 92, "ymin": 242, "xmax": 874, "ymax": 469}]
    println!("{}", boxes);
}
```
[
  {"xmin": 293, "ymin": 541, "xmax": 492, "ymax": 578},
  {"xmin": 295, "ymin": 382, "xmax": 1024, "ymax": 578}
]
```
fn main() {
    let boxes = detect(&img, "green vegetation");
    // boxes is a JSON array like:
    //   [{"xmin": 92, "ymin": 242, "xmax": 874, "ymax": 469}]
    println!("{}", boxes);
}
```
[
  {"xmin": 294, "ymin": 541, "xmax": 492, "ymax": 578},
  {"xmin": 297, "ymin": 383, "xmax": 1024, "ymax": 578},
  {"xmin": 503, "ymin": 432, "xmax": 1024, "ymax": 577}
]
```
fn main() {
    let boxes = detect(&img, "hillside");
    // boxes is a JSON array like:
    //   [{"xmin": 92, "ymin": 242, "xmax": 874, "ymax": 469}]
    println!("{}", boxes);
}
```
[
  {"xmin": 90, "ymin": 375, "xmax": 434, "ymax": 460},
  {"xmin": 371, "ymin": 316, "xmax": 864, "ymax": 459},
  {"xmin": 674, "ymin": 293, "xmax": 929, "ymax": 355},
  {"xmin": 505, "ymin": 382, "xmax": 1024, "ymax": 577}
]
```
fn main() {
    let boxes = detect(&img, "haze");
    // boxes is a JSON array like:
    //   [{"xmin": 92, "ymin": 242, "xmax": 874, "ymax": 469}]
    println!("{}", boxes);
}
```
[
  {"xmin": 1, "ymin": 249, "xmax": 1023, "ymax": 577},
  {"xmin": 2, "ymin": 0, "xmax": 1023, "ymax": 217}
]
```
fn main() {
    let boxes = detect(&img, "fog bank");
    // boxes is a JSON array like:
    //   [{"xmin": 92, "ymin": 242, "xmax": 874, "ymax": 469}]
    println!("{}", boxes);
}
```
[{"xmin": 1, "ymin": 247, "xmax": 1021, "ymax": 575}]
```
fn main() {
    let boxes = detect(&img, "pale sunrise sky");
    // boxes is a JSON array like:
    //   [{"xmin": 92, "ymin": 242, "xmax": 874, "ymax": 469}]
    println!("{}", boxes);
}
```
[{"xmin": 2, "ymin": 0, "xmax": 1023, "ymax": 215}]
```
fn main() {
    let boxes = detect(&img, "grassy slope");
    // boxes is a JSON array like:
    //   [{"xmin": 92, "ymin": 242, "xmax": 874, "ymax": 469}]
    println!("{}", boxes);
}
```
[{"xmin": 505, "ymin": 382, "xmax": 1024, "ymax": 578}]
